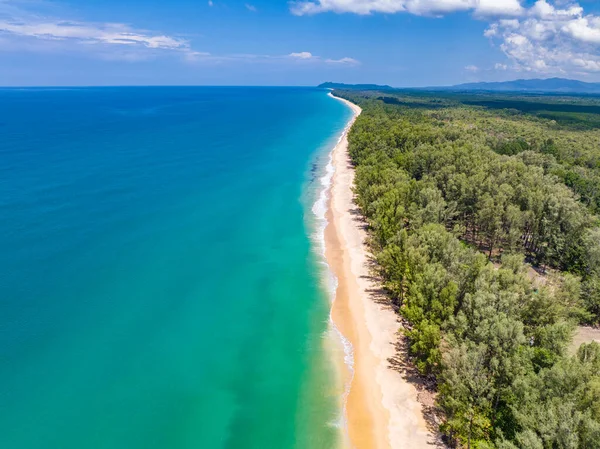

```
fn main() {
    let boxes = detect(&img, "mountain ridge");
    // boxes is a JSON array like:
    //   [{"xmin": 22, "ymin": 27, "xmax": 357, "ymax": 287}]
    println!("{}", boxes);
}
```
[
  {"xmin": 447, "ymin": 78, "xmax": 600, "ymax": 93},
  {"xmin": 317, "ymin": 82, "xmax": 393, "ymax": 91},
  {"xmin": 319, "ymin": 78, "xmax": 600, "ymax": 94}
]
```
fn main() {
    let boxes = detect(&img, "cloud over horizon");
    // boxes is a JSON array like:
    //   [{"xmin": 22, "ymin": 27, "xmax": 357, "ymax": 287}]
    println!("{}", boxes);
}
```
[{"xmin": 2, "ymin": 0, "xmax": 600, "ymax": 84}]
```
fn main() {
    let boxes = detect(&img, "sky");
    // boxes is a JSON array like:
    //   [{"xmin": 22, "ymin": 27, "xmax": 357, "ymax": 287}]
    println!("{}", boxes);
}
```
[{"xmin": 2, "ymin": 0, "xmax": 600, "ymax": 86}]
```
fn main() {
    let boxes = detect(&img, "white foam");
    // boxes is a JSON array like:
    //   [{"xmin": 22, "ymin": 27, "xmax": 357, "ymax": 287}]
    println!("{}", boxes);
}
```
[{"xmin": 308, "ymin": 98, "xmax": 358, "ymax": 447}]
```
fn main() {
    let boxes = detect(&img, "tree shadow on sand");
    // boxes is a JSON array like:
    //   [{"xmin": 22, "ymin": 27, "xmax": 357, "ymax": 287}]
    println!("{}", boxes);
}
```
[
  {"xmin": 349, "ymin": 206, "xmax": 370, "ymax": 232},
  {"xmin": 361, "ymin": 268, "xmax": 447, "ymax": 446},
  {"xmin": 388, "ymin": 334, "xmax": 447, "ymax": 447},
  {"xmin": 350, "ymin": 204, "xmax": 447, "ymax": 447},
  {"xmin": 343, "ymin": 156, "xmax": 447, "ymax": 446}
]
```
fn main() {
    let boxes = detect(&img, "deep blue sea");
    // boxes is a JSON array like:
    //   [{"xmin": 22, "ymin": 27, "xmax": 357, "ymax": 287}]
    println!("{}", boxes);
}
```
[{"xmin": 0, "ymin": 87, "xmax": 352, "ymax": 449}]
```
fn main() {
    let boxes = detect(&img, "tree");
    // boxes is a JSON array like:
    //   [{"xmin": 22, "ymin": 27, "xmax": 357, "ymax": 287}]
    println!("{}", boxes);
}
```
[{"xmin": 440, "ymin": 344, "xmax": 494, "ymax": 448}]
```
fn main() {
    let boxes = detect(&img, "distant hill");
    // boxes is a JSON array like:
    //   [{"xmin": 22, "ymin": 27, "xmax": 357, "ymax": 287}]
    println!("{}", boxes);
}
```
[
  {"xmin": 318, "ymin": 82, "xmax": 393, "ymax": 91},
  {"xmin": 321, "ymin": 78, "xmax": 600, "ymax": 94},
  {"xmin": 447, "ymin": 78, "xmax": 600, "ymax": 93}
]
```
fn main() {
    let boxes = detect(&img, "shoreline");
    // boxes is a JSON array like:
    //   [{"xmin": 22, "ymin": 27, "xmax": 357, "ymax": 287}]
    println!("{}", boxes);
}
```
[{"xmin": 325, "ymin": 93, "xmax": 435, "ymax": 449}]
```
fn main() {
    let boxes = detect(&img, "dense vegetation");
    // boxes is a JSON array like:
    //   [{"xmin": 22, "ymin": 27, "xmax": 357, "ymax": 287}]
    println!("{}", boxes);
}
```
[{"xmin": 336, "ymin": 89, "xmax": 600, "ymax": 448}]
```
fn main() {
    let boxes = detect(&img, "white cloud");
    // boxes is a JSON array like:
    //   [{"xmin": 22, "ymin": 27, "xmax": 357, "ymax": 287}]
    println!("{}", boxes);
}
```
[
  {"xmin": 183, "ymin": 50, "xmax": 212, "ymax": 62},
  {"xmin": 208, "ymin": 1, "xmax": 214, "ymax": 6},
  {"xmin": 289, "ymin": 51, "xmax": 313, "ymax": 59},
  {"xmin": 287, "ymin": 51, "xmax": 359, "ymax": 65},
  {"xmin": 290, "ymin": 0, "xmax": 524, "ymax": 17},
  {"xmin": 475, "ymin": 0, "xmax": 524, "ymax": 18},
  {"xmin": 290, "ymin": 0, "xmax": 402, "ymax": 15},
  {"xmin": 0, "ymin": 0, "xmax": 195, "ymax": 61},
  {"xmin": 485, "ymin": 1, "xmax": 600, "ymax": 74},
  {"xmin": 326, "ymin": 56, "xmax": 360, "ymax": 64},
  {"xmin": 245, "ymin": 4, "xmax": 257, "ymax": 12},
  {"xmin": 495, "ymin": 62, "xmax": 508, "ymax": 70},
  {"xmin": 530, "ymin": 0, "xmax": 582, "ymax": 20},
  {"xmin": 563, "ymin": 17, "xmax": 600, "ymax": 44},
  {"xmin": 0, "ymin": 20, "xmax": 188, "ymax": 49},
  {"xmin": 465, "ymin": 64, "xmax": 479, "ymax": 71}
]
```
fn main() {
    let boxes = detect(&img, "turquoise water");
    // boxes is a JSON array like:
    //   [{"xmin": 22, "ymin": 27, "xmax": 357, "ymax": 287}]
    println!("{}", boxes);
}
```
[{"xmin": 0, "ymin": 87, "xmax": 352, "ymax": 449}]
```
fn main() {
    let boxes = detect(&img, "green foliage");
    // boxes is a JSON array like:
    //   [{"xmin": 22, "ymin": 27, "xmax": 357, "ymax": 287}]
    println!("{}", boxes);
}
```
[
  {"xmin": 406, "ymin": 320, "xmax": 442, "ymax": 374},
  {"xmin": 582, "ymin": 276, "xmax": 600, "ymax": 325},
  {"xmin": 337, "ymin": 89, "xmax": 600, "ymax": 448},
  {"xmin": 509, "ymin": 343, "xmax": 600, "ymax": 448}
]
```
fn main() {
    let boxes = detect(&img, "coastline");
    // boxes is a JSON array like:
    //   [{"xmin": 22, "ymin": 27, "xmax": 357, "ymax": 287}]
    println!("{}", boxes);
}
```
[{"xmin": 325, "ymin": 93, "xmax": 435, "ymax": 449}]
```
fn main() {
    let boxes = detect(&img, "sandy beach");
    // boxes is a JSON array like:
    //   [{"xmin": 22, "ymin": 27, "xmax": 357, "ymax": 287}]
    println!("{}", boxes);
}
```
[{"xmin": 326, "ymin": 94, "xmax": 437, "ymax": 449}]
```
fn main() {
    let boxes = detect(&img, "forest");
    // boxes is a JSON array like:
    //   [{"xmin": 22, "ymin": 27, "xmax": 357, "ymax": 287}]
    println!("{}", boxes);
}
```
[{"xmin": 334, "ymin": 89, "xmax": 600, "ymax": 448}]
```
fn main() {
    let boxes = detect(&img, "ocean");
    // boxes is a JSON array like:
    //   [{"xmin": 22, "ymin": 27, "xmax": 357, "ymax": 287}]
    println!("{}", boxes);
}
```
[{"xmin": 0, "ymin": 87, "xmax": 353, "ymax": 449}]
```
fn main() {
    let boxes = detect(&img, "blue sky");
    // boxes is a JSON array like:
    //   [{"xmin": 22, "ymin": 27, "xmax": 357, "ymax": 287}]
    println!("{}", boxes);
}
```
[{"xmin": 1, "ymin": 0, "xmax": 600, "ymax": 86}]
